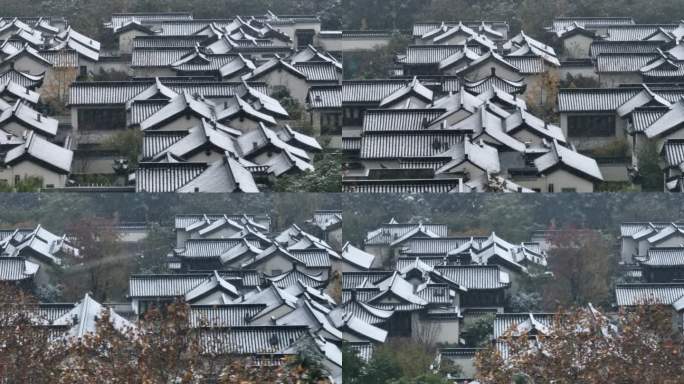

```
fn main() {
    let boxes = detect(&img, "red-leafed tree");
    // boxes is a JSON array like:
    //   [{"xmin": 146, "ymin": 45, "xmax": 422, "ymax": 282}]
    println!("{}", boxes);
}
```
[{"xmin": 476, "ymin": 304, "xmax": 684, "ymax": 383}]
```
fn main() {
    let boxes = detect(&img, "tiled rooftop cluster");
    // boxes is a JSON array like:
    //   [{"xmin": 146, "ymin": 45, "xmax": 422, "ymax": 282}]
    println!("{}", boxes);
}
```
[
  {"xmin": 0, "ymin": 11, "xmax": 344, "ymax": 191},
  {"xmin": 341, "ymin": 18, "xmax": 614, "ymax": 193},
  {"xmin": 547, "ymin": 17, "xmax": 684, "ymax": 191},
  {"xmin": 3, "ymin": 211, "xmax": 345, "ymax": 382},
  {"xmin": 342, "ymin": 76, "xmax": 603, "ymax": 193},
  {"xmin": 340, "ymin": 218, "xmax": 548, "ymax": 367}
]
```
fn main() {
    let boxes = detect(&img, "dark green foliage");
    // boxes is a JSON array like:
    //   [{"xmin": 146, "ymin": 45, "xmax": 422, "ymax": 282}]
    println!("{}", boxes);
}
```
[
  {"xmin": 274, "ymin": 152, "xmax": 342, "ymax": 192},
  {"xmin": 637, "ymin": 140, "xmax": 664, "ymax": 192},
  {"xmin": 136, "ymin": 224, "xmax": 175, "ymax": 274},
  {"xmin": 461, "ymin": 315, "xmax": 494, "ymax": 347},
  {"xmin": 103, "ymin": 129, "xmax": 143, "ymax": 168},
  {"xmin": 342, "ymin": 343, "xmax": 365, "ymax": 384},
  {"xmin": 0, "ymin": 177, "xmax": 44, "ymax": 192},
  {"xmin": 344, "ymin": 33, "xmax": 410, "ymax": 80}
]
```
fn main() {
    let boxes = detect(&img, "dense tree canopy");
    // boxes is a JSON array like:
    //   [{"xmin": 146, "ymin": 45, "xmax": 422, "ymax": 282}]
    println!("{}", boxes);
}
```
[
  {"xmin": 476, "ymin": 305, "xmax": 684, "ymax": 383},
  {"xmin": 343, "ymin": 0, "xmax": 684, "ymax": 38},
  {"xmin": 5, "ymin": 0, "xmax": 342, "ymax": 37}
]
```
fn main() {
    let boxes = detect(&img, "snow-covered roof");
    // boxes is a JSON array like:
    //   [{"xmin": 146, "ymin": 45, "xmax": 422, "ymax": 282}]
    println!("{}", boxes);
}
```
[
  {"xmin": 534, "ymin": 141, "xmax": 603, "ymax": 182},
  {"xmin": 341, "ymin": 243, "xmax": 375, "ymax": 270},
  {"xmin": 52, "ymin": 294, "xmax": 134, "ymax": 339},
  {"xmin": 3, "ymin": 130, "xmax": 73, "ymax": 174}
]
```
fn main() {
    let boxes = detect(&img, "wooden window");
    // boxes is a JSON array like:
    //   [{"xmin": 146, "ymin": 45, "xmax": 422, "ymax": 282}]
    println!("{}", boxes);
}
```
[
  {"xmin": 78, "ymin": 108, "xmax": 127, "ymax": 131},
  {"xmin": 295, "ymin": 29, "xmax": 316, "ymax": 49},
  {"xmin": 567, "ymin": 114, "xmax": 615, "ymax": 137}
]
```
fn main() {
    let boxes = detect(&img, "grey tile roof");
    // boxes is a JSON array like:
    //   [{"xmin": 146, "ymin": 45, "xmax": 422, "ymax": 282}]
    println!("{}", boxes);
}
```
[
  {"xmin": 129, "ymin": 274, "xmax": 214, "ymax": 298},
  {"xmin": 504, "ymin": 56, "xmax": 545, "ymax": 74},
  {"xmin": 590, "ymin": 41, "xmax": 664, "ymax": 58},
  {"xmin": 365, "ymin": 223, "xmax": 448, "ymax": 245},
  {"xmin": 663, "ymin": 140, "xmax": 684, "ymax": 167},
  {"xmin": 402, "ymin": 45, "xmax": 483, "ymax": 65},
  {"xmin": 534, "ymin": 141, "xmax": 603, "ymax": 181},
  {"xmin": 289, "ymin": 249, "xmax": 331, "ymax": 268},
  {"xmin": 557, "ymin": 88, "xmax": 641, "ymax": 112},
  {"xmin": 135, "ymin": 161, "xmax": 207, "ymax": 192},
  {"xmin": 0, "ymin": 69, "xmax": 43, "ymax": 89},
  {"xmin": 267, "ymin": 268, "xmax": 327, "ymax": 288},
  {"xmin": 173, "ymin": 54, "xmax": 238, "ymax": 72},
  {"xmin": 343, "ymin": 179, "xmax": 465, "ymax": 193},
  {"xmin": 362, "ymin": 109, "xmax": 445, "ymax": 132},
  {"xmin": 108, "ymin": 12, "xmax": 194, "ymax": 29},
  {"xmin": 463, "ymin": 74, "xmax": 526, "ymax": 94},
  {"xmin": 643, "ymin": 248, "xmax": 684, "ymax": 266},
  {"xmin": 615, "ymin": 283, "xmax": 684, "ymax": 306},
  {"xmin": 174, "ymin": 214, "xmax": 268, "ymax": 231},
  {"xmin": 595, "ymin": 53, "xmax": 659, "ymax": 73},
  {"xmin": 342, "ymin": 299, "xmax": 394, "ymax": 325},
  {"xmin": 128, "ymin": 272, "xmax": 262, "ymax": 298},
  {"xmin": 129, "ymin": 100, "xmax": 168, "ymax": 127},
  {"xmin": 0, "ymin": 257, "xmax": 38, "ymax": 281},
  {"xmin": 198, "ymin": 325, "xmax": 311, "ymax": 355},
  {"xmin": 36, "ymin": 49, "xmax": 80, "ymax": 67},
  {"xmin": 294, "ymin": 62, "xmax": 341, "ymax": 82},
  {"xmin": 342, "ymin": 271, "xmax": 394, "ymax": 290},
  {"xmin": 493, "ymin": 312, "xmax": 554, "ymax": 338},
  {"xmin": 400, "ymin": 237, "xmax": 486, "ymax": 255},
  {"xmin": 177, "ymin": 238, "xmax": 263, "ymax": 259},
  {"xmin": 432, "ymin": 265, "xmax": 510, "ymax": 290},
  {"xmin": 133, "ymin": 35, "xmax": 207, "ymax": 49},
  {"xmin": 3, "ymin": 130, "xmax": 73, "ymax": 174},
  {"xmin": 307, "ymin": 85, "xmax": 342, "ymax": 109},
  {"xmin": 359, "ymin": 132, "xmax": 465, "ymax": 159},
  {"xmin": 412, "ymin": 21, "xmax": 509, "ymax": 38},
  {"xmin": 632, "ymin": 107, "xmax": 668, "ymax": 133},
  {"xmin": 68, "ymin": 80, "xmax": 266, "ymax": 106},
  {"xmin": 189, "ymin": 304, "xmax": 266, "ymax": 327},
  {"xmin": 342, "ymin": 80, "xmax": 409, "ymax": 104},
  {"xmin": 605, "ymin": 25, "xmax": 678, "ymax": 41},
  {"xmin": 131, "ymin": 48, "xmax": 193, "ymax": 68}
]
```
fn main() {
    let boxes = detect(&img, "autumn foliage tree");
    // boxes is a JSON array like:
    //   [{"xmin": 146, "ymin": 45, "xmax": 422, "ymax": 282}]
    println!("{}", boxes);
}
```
[
  {"xmin": 476, "ymin": 304, "xmax": 684, "ymax": 383},
  {"xmin": 0, "ymin": 291, "xmax": 332, "ymax": 383},
  {"xmin": 543, "ymin": 227, "xmax": 614, "ymax": 308},
  {"xmin": 64, "ymin": 216, "xmax": 125, "ymax": 301},
  {"xmin": 0, "ymin": 283, "xmax": 67, "ymax": 383}
]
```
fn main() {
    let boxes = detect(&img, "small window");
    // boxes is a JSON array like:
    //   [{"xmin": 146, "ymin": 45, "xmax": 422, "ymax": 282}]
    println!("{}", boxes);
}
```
[
  {"xmin": 14, "ymin": 175, "xmax": 20, "ymax": 185},
  {"xmin": 548, "ymin": 184, "xmax": 555, "ymax": 193},
  {"xmin": 45, "ymin": 184, "xmax": 55, "ymax": 189},
  {"xmin": 79, "ymin": 66, "xmax": 87, "ymax": 77},
  {"xmin": 561, "ymin": 188, "xmax": 577, "ymax": 193},
  {"xmin": 567, "ymin": 114, "xmax": 615, "ymax": 137}
]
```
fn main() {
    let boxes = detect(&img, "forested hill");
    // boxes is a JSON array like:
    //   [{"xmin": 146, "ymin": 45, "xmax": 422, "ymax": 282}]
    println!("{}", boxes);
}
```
[
  {"xmin": 343, "ymin": 0, "xmax": 684, "ymax": 37},
  {"xmin": 342, "ymin": 194, "xmax": 684, "ymax": 246},
  {"xmin": 6, "ymin": 0, "xmax": 682, "ymax": 49},
  {"xmin": 2, "ymin": 0, "xmax": 343, "ymax": 37}
]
